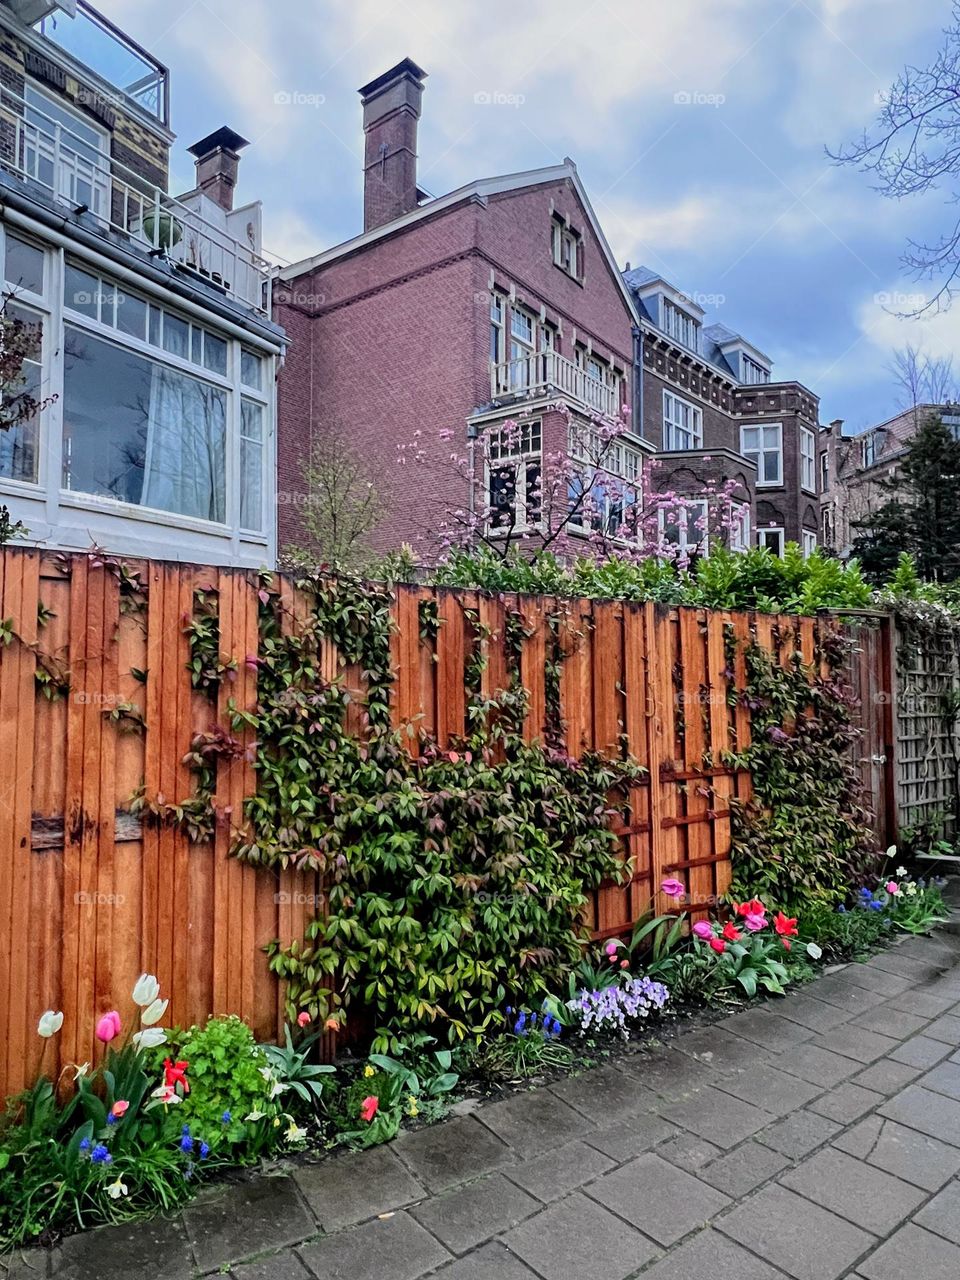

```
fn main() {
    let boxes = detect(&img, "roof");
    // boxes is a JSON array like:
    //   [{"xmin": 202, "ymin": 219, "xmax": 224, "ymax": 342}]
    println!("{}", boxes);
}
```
[
  {"xmin": 278, "ymin": 159, "xmax": 641, "ymax": 323},
  {"xmin": 188, "ymin": 127, "xmax": 250, "ymax": 157},
  {"xmin": 358, "ymin": 57, "xmax": 427, "ymax": 99}
]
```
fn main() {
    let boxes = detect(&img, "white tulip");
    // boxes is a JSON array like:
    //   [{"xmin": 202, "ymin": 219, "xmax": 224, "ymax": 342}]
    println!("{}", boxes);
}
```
[
  {"xmin": 131, "ymin": 974, "xmax": 160, "ymax": 1007},
  {"xmin": 132, "ymin": 1027, "xmax": 167, "ymax": 1050},
  {"xmin": 140, "ymin": 998, "xmax": 168, "ymax": 1026},
  {"xmin": 37, "ymin": 1010, "xmax": 64, "ymax": 1038}
]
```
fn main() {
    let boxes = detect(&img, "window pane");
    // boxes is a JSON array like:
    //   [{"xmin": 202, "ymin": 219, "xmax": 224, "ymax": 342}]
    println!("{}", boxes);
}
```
[
  {"xmin": 489, "ymin": 465, "xmax": 516, "ymax": 527},
  {"xmin": 62, "ymin": 326, "xmax": 226, "ymax": 522},
  {"xmin": 64, "ymin": 263, "xmax": 99, "ymax": 318},
  {"xmin": 116, "ymin": 291, "xmax": 148, "ymax": 340},
  {"xmin": 204, "ymin": 333, "xmax": 228, "ymax": 376},
  {"xmin": 0, "ymin": 304, "xmax": 41, "ymax": 482},
  {"xmin": 162, "ymin": 313, "xmax": 189, "ymax": 359},
  {"xmin": 241, "ymin": 349, "xmax": 263, "ymax": 389},
  {"xmin": 240, "ymin": 401, "xmax": 263, "ymax": 530},
  {"xmin": 762, "ymin": 452, "xmax": 779, "ymax": 483},
  {"xmin": 5, "ymin": 235, "xmax": 44, "ymax": 294}
]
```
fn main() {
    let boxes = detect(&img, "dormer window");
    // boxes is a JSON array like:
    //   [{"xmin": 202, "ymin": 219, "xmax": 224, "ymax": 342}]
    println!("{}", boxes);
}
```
[
  {"xmin": 742, "ymin": 354, "xmax": 770, "ymax": 385},
  {"xmin": 862, "ymin": 432, "xmax": 878, "ymax": 468},
  {"xmin": 662, "ymin": 299, "xmax": 699, "ymax": 352},
  {"xmin": 552, "ymin": 218, "xmax": 582, "ymax": 280}
]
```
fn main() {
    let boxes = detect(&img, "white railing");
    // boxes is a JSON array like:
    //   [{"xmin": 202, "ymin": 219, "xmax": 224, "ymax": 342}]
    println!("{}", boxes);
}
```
[
  {"xmin": 0, "ymin": 85, "xmax": 269, "ymax": 313},
  {"xmin": 491, "ymin": 349, "xmax": 622, "ymax": 420}
]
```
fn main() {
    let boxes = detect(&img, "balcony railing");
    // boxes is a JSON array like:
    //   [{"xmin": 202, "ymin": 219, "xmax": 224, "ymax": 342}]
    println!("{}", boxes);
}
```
[
  {"xmin": 491, "ymin": 349, "xmax": 622, "ymax": 420},
  {"xmin": 36, "ymin": 1, "xmax": 169, "ymax": 125},
  {"xmin": 0, "ymin": 84, "xmax": 270, "ymax": 314}
]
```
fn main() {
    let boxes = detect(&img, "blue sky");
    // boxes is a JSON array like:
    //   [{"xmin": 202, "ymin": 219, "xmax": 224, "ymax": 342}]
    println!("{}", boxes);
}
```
[{"xmin": 102, "ymin": 0, "xmax": 960, "ymax": 431}]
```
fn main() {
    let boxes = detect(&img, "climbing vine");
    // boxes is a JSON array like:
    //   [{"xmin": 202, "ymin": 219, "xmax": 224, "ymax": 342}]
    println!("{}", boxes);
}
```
[
  {"xmin": 727, "ymin": 627, "xmax": 880, "ymax": 912},
  {"xmin": 225, "ymin": 572, "xmax": 638, "ymax": 1048}
]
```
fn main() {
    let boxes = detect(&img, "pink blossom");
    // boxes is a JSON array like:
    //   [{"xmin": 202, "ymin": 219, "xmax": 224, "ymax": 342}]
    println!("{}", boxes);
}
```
[
  {"xmin": 743, "ymin": 913, "xmax": 767, "ymax": 932},
  {"xmin": 885, "ymin": 880, "xmax": 901, "ymax": 896},
  {"xmin": 660, "ymin": 878, "xmax": 685, "ymax": 899},
  {"xmin": 96, "ymin": 1011, "xmax": 122, "ymax": 1043},
  {"xmin": 692, "ymin": 921, "xmax": 714, "ymax": 940}
]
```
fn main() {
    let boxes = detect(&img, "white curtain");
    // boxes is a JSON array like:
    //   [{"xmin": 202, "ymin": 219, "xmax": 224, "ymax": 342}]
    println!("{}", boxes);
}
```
[{"xmin": 141, "ymin": 366, "xmax": 225, "ymax": 521}]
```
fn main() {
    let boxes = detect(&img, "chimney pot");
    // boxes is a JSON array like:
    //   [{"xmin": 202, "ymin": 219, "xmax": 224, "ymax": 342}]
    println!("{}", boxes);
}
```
[
  {"xmin": 358, "ymin": 58, "xmax": 427, "ymax": 232},
  {"xmin": 188, "ymin": 125, "xmax": 250, "ymax": 212}
]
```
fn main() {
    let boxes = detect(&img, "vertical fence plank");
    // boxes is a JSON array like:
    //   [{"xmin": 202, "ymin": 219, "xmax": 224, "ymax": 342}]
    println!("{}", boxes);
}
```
[{"xmin": 436, "ymin": 589, "xmax": 466, "ymax": 746}]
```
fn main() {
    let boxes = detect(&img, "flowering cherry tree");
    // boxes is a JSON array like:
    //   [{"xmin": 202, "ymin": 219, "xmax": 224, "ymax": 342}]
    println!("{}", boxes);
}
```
[{"xmin": 398, "ymin": 401, "xmax": 748, "ymax": 567}]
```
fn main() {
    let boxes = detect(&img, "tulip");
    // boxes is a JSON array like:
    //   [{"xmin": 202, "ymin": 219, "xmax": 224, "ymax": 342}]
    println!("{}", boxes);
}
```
[
  {"xmin": 692, "ymin": 921, "xmax": 714, "ymax": 940},
  {"xmin": 164, "ymin": 1058, "xmax": 190, "ymax": 1093},
  {"xmin": 297, "ymin": 1011, "xmax": 311, "ymax": 1028},
  {"xmin": 96, "ymin": 1011, "xmax": 122, "ymax": 1043},
  {"xmin": 37, "ymin": 1010, "xmax": 64, "ymax": 1038},
  {"xmin": 736, "ymin": 898, "xmax": 766, "ymax": 919},
  {"xmin": 708, "ymin": 937, "xmax": 726, "ymax": 954},
  {"xmin": 360, "ymin": 1095, "xmax": 379, "ymax": 1123},
  {"xmin": 721, "ymin": 922, "xmax": 741, "ymax": 942},
  {"xmin": 133, "ymin": 1027, "xmax": 167, "ymax": 1050},
  {"xmin": 140, "ymin": 998, "xmax": 168, "ymax": 1026},
  {"xmin": 111, "ymin": 1100, "xmax": 129, "ymax": 1118},
  {"xmin": 743, "ymin": 913, "xmax": 767, "ymax": 933},
  {"xmin": 885, "ymin": 881, "xmax": 901, "ymax": 896},
  {"xmin": 773, "ymin": 912, "xmax": 798, "ymax": 938},
  {"xmin": 131, "ymin": 974, "xmax": 160, "ymax": 1007},
  {"xmin": 660, "ymin": 878, "xmax": 685, "ymax": 899}
]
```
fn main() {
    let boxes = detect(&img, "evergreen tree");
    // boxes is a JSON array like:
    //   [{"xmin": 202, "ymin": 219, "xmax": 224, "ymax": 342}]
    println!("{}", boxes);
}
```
[{"xmin": 852, "ymin": 414, "xmax": 960, "ymax": 583}]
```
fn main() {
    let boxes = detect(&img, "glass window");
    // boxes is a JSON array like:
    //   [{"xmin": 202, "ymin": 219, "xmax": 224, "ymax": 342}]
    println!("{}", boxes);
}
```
[
  {"xmin": 4, "ymin": 234, "xmax": 44, "ymax": 295},
  {"xmin": 659, "ymin": 499, "xmax": 708, "ymax": 554},
  {"xmin": 64, "ymin": 263, "xmax": 100, "ymax": 319},
  {"xmin": 730, "ymin": 503, "xmax": 751, "ymax": 551},
  {"xmin": 116, "ymin": 291, "xmax": 148, "ymax": 340},
  {"xmin": 0, "ymin": 302, "xmax": 43, "ymax": 483},
  {"xmin": 62, "ymin": 326, "xmax": 226, "ymax": 522},
  {"xmin": 742, "ymin": 355, "xmax": 770, "ymax": 385},
  {"xmin": 800, "ymin": 427, "xmax": 816, "ymax": 491},
  {"xmin": 24, "ymin": 85, "xmax": 109, "ymax": 217},
  {"xmin": 759, "ymin": 526, "xmax": 784, "ymax": 557},
  {"xmin": 741, "ymin": 423, "xmax": 782, "ymax": 485},
  {"xmin": 204, "ymin": 333, "xmax": 228, "ymax": 377},
  {"xmin": 802, "ymin": 530, "xmax": 817, "ymax": 558},
  {"xmin": 820, "ymin": 452, "xmax": 829, "ymax": 493},
  {"xmin": 162, "ymin": 313, "xmax": 189, "ymax": 360},
  {"xmin": 486, "ymin": 418, "xmax": 541, "ymax": 531},
  {"xmin": 663, "ymin": 299, "xmax": 700, "ymax": 352},
  {"xmin": 663, "ymin": 391, "xmax": 702, "ymax": 450},
  {"xmin": 241, "ymin": 348, "xmax": 263, "ymax": 390},
  {"xmin": 240, "ymin": 398, "xmax": 264, "ymax": 530}
]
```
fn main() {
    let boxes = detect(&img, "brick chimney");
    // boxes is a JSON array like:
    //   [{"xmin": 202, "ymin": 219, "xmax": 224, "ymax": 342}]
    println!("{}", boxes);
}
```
[
  {"xmin": 358, "ymin": 59, "xmax": 427, "ymax": 232},
  {"xmin": 188, "ymin": 126, "xmax": 250, "ymax": 212}
]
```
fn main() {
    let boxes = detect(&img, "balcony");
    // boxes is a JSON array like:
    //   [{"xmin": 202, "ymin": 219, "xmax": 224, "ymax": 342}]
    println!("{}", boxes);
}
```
[
  {"xmin": 34, "ymin": 1, "xmax": 169, "ymax": 124},
  {"xmin": 490, "ymin": 349, "xmax": 623, "ymax": 421},
  {"xmin": 0, "ymin": 84, "xmax": 270, "ymax": 313}
]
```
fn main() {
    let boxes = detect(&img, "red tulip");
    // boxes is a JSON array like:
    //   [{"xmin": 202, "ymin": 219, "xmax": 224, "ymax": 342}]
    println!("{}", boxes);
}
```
[
  {"xmin": 736, "ymin": 898, "xmax": 766, "ymax": 919},
  {"xmin": 708, "ymin": 937, "xmax": 726, "ymax": 954},
  {"xmin": 164, "ymin": 1058, "xmax": 190, "ymax": 1094},
  {"xmin": 773, "ymin": 911, "xmax": 798, "ymax": 938},
  {"xmin": 722, "ymin": 921, "xmax": 742, "ymax": 942},
  {"xmin": 360, "ymin": 1095, "xmax": 379, "ymax": 1123}
]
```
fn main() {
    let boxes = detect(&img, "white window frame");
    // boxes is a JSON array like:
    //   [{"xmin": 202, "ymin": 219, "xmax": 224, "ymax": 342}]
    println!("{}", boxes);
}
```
[
  {"xmin": 820, "ymin": 451, "xmax": 829, "ymax": 493},
  {"xmin": 658, "ymin": 498, "xmax": 709, "ymax": 555},
  {"xmin": 861, "ymin": 432, "xmax": 877, "ymax": 468},
  {"xmin": 552, "ymin": 220, "xmax": 581, "ymax": 279},
  {"xmin": 24, "ymin": 83, "xmax": 111, "ymax": 220},
  {"xmin": 485, "ymin": 417, "xmax": 542, "ymax": 534},
  {"xmin": 800, "ymin": 426, "xmax": 816, "ymax": 493},
  {"xmin": 662, "ymin": 299, "xmax": 700, "ymax": 352},
  {"xmin": 801, "ymin": 530, "xmax": 817, "ymax": 558},
  {"xmin": 663, "ymin": 390, "xmax": 703, "ymax": 450},
  {"xmin": 0, "ymin": 232, "xmax": 274, "ymax": 557},
  {"xmin": 730, "ymin": 502, "xmax": 751, "ymax": 552},
  {"xmin": 759, "ymin": 526, "xmax": 785, "ymax": 557},
  {"xmin": 567, "ymin": 426, "xmax": 642, "ymax": 540},
  {"xmin": 742, "ymin": 354, "xmax": 770, "ymax": 385},
  {"xmin": 741, "ymin": 422, "xmax": 783, "ymax": 487}
]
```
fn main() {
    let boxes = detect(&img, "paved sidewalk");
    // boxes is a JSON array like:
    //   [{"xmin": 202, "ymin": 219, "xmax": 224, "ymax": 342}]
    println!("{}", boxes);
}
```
[{"xmin": 10, "ymin": 929, "xmax": 960, "ymax": 1279}]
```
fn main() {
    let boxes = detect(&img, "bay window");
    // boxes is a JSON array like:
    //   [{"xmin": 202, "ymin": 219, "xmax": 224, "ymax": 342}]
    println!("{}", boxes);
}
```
[
  {"xmin": 0, "ymin": 232, "xmax": 274, "ymax": 554},
  {"xmin": 741, "ymin": 423, "xmax": 782, "ymax": 486},
  {"xmin": 659, "ymin": 499, "xmax": 708, "ymax": 555},
  {"xmin": 567, "ymin": 425, "xmax": 642, "ymax": 538}
]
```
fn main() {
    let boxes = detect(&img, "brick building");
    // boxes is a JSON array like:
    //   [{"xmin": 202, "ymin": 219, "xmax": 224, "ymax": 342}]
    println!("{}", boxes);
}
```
[
  {"xmin": 0, "ymin": 0, "xmax": 284, "ymax": 566},
  {"xmin": 818, "ymin": 404, "xmax": 954, "ymax": 557},
  {"xmin": 626, "ymin": 269, "xmax": 822, "ymax": 557},
  {"xmin": 275, "ymin": 59, "xmax": 824, "ymax": 564}
]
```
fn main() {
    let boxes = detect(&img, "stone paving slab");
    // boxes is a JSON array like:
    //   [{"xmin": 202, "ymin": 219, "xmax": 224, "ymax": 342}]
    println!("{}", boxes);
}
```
[{"xmin": 8, "ymin": 927, "xmax": 960, "ymax": 1280}]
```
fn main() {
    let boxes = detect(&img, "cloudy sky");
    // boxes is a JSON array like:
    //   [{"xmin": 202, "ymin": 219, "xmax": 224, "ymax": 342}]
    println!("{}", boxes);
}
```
[{"xmin": 99, "ymin": 0, "xmax": 960, "ymax": 429}]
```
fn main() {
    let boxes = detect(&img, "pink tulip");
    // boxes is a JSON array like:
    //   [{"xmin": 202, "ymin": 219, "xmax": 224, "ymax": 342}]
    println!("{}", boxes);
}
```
[
  {"xmin": 692, "ymin": 921, "xmax": 714, "ymax": 940},
  {"xmin": 605, "ymin": 940, "xmax": 619, "ymax": 957},
  {"xmin": 96, "ymin": 1011, "xmax": 121, "ymax": 1043},
  {"xmin": 297, "ymin": 1011, "xmax": 311, "ymax": 1028},
  {"xmin": 660, "ymin": 879, "xmax": 685, "ymax": 899},
  {"xmin": 885, "ymin": 881, "xmax": 900, "ymax": 896},
  {"xmin": 743, "ymin": 913, "xmax": 767, "ymax": 932}
]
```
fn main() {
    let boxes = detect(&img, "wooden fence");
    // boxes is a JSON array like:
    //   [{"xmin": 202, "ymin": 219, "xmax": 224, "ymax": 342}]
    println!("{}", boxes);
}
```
[{"xmin": 0, "ymin": 547, "xmax": 889, "ymax": 1100}]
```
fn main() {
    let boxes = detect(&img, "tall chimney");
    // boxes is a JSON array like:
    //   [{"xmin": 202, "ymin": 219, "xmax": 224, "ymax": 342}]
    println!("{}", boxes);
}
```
[
  {"xmin": 358, "ymin": 58, "xmax": 427, "ymax": 232},
  {"xmin": 188, "ymin": 126, "xmax": 250, "ymax": 212}
]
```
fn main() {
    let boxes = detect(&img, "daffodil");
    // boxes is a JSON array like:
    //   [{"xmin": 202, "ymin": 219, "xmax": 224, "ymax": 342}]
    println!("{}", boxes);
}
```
[
  {"xmin": 106, "ymin": 1177, "xmax": 128, "ymax": 1200},
  {"xmin": 285, "ymin": 1121, "xmax": 307, "ymax": 1145},
  {"xmin": 244, "ymin": 1109, "xmax": 265, "ymax": 1122},
  {"xmin": 363, "ymin": 1065, "xmax": 376, "ymax": 1078},
  {"xmin": 406, "ymin": 1095, "xmax": 419, "ymax": 1117}
]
